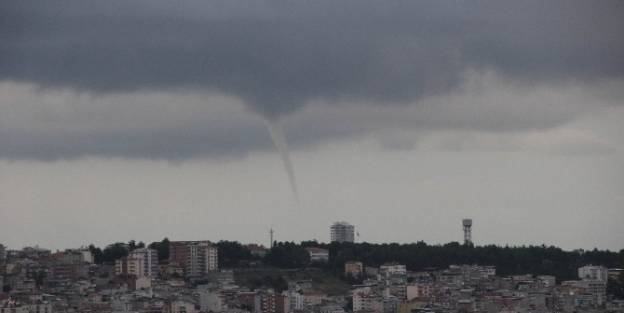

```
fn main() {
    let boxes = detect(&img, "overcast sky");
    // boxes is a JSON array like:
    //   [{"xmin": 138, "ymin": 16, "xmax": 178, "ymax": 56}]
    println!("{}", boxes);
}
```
[{"xmin": 1, "ymin": 0, "xmax": 623, "ymax": 251}]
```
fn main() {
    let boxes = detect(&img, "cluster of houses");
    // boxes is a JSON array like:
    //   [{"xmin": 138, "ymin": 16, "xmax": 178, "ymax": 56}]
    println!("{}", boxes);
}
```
[
  {"xmin": 1, "ymin": 243, "xmax": 622, "ymax": 313},
  {"xmin": 348, "ymin": 263, "xmax": 623, "ymax": 313}
]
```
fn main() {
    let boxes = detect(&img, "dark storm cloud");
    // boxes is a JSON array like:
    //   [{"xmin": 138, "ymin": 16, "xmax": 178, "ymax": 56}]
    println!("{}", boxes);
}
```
[{"xmin": 2, "ymin": 0, "xmax": 623, "ymax": 116}]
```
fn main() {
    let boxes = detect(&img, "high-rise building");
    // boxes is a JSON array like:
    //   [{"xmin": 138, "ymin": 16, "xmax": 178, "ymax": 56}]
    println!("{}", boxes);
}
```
[
  {"xmin": 330, "ymin": 222, "xmax": 355, "ymax": 243},
  {"xmin": 169, "ymin": 241, "xmax": 219, "ymax": 277},
  {"xmin": 254, "ymin": 291, "xmax": 288, "ymax": 313},
  {"xmin": 115, "ymin": 256, "xmax": 144, "ymax": 277},
  {"xmin": 0, "ymin": 244, "xmax": 6, "ymax": 263},
  {"xmin": 130, "ymin": 248, "xmax": 159, "ymax": 277},
  {"xmin": 114, "ymin": 248, "xmax": 158, "ymax": 277}
]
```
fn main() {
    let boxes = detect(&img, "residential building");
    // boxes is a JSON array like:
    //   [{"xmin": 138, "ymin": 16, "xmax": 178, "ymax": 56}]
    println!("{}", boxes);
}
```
[
  {"xmin": 56, "ymin": 248, "xmax": 93, "ymax": 264},
  {"xmin": 128, "ymin": 248, "xmax": 159, "ymax": 277},
  {"xmin": 247, "ymin": 244, "xmax": 269, "ymax": 258},
  {"xmin": 284, "ymin": 290, "xmax": 304, "ymax": 312},
  {"xmin": 306, "ymin": 247, "xmax": 329, "ymax": 263},
  {"xmin": 254, "ymin": 291, "xmax": 288, "ymax": 313},
  {"xmin": 407, "ymin": 283, "xmax": 432, "ymax": 300},
  {"xmin": 169, "ymin": 241, "xmax": 219, "ymax": 277},
  {"xmin": 379, "ymin": 264, "xmax": 407, "ymax": 281},
  {"xmin": 115, "ymin": 256, "xmax": 144, "ymax": 277},
  {"xmin": 345, "ymin": 261, "xmax": 363, "ymax": 277},
  {"xmin": 353, "ymin": 288, "xmax": 383, "ymax": 312},
  {"xmin": 578, "ymin": 265, "xmax": 608, "ymax": 281}
]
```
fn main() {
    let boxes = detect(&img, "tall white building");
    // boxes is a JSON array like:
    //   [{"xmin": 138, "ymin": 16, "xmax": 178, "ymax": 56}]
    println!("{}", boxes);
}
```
[
  {"xmin": 170, "ymin": 241, "xmax": 218, "ymax": 277},
  {"xmin": 115, "ymin": 257, "xmax": 144, "ymax": 277},
  {"xmin": 577, "ymin": 265, "xmax": 608, "ymax": 306},
  {"xmin": 115, "ymin": 248, "xmax": 158, "ymax": 277},
  {"xmin": 205, "ymin": 245, "xmax": 218, "ymax": 272},
  {"xmin": 129, "ymin": 248, "xmax": 159, "ymax": 277},
  {"xmin": 330, "ymin": 222, "xmax": 355, "ymax": 243}
]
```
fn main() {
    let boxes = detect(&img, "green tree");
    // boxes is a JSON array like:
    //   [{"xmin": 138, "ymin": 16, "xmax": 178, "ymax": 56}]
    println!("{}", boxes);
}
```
[
  {"xmin": 101, "ymin": 242, "xmax": 129, "ymax": 263},
  {"xmin": 148, "ymin": 238, "xmax": 170, "ymax": 261},
  {"xmin": 266, "ymin": 242, "xmax": 310, "ymax": 268},
  {"xmin": 216, "ymin": 241, "xmax": 254, "ymax": 268},
  {"xmin": 88, "ymin": 244, "xmax": 104, "ymax": 264}
]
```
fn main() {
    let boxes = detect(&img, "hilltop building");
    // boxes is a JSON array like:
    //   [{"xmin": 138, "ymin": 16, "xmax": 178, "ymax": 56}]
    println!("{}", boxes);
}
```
[
  {"xmin": 330, "ymin": 222, "xmax": 355, "ymax": 243},
  {"xmin": 169, "ymin": 240, "xmax": 218, "ymax": 277},
  {"xmin": 306, "ymin": 247, "xmax": 329, "ymax": 263},
  {"xmin": 578, "ymin": 265, "xmax": 608, "ymax": 281}
]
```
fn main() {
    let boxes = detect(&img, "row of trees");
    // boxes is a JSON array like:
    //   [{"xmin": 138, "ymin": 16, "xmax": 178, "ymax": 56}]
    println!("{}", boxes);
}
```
[
  {"xmin": 86, "ymin": 239, "xmax": 624, "ymax": 282},
  {"xmin": 87, "ymin": 239, "xmax": 254, "ymax": 268},
  {"xmin": 87, "ymin": 241, "xmax": 143, "ymax": 264},
  {"xmin": 320, "ymin": 241, "xmax": 624, "ymax": 281},
  {"xmin": 263, "ymin": 241, "xmax": 624, "ymax": 282}
]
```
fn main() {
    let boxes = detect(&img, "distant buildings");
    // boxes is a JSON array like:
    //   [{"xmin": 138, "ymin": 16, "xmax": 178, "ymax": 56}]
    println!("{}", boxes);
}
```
[
  {"xmin": 306, "ymin": 247, "xmax": 329, "ymax": 263},
  {"xmin": 115, "ymin": 248, "xmax": 158, "ymax": 277},
  {"xmin": 115, "ymin": 256, "xmax": 141, "ymax": 277},
  {"xmin": 575, "ymin": 265, "xmax": 609, "ymax": 306},
  {"xmin": 330, "ymin": 222, "xmax": 354, "ymax": 243},
  {"xmin": 406, "ymin": 282, "xmax": 432, "ymax": 300},
  {"xmin": 379, "ymin": 264, "xmax": 408, "ymax": 300},
  {"xmin": 130, "ymin": 248, "xmax": 158, "ymax": 277},
  {"xmin": 255, "ymin": 290, "xmax": 289, "ymax": 313},
  {"xmin": 247, "ymin": 244, "xmax": 269, "ymax": 258},
  {"xmin": 169, "ymin": 240, "xmax": 218, "ymax": 277},
  {"xmin": 18, "ymin": 246, "xmax": 50, "ymax": 259},
  {"xmin": 344, "ymin": 261, "xmax": 363, "ymax": 278},
  {"xmin": 1, "ymin": 239, "xmax": 621, "ymax": 313},
  {"xmin": 379, "ymin": 264, "xmax": 407, "ymax": 281},
  {"xmin": 609, "ymin": 268, "xmax": 624, "ymax": 280},
  {"xmin": 578, "ymin": 265, "xmax": 608, "ymax": 281},
  {"xmin": 54, "ymin": 248, "xmax": 93, "ymax": 264},
  {"xmin": 353, "ymin": 287, "xmax": 383, "ymax": 312}
]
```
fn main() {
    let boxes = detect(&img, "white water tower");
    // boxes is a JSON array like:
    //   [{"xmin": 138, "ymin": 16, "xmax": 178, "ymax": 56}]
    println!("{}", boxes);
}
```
[{"xmin": 462, "ymin": 219, "xmax": 473, "ymax": 245}]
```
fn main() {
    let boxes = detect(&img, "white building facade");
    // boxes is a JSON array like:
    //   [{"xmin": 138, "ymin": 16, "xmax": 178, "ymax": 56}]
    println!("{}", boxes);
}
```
[
  {"xmin": 330, "ymin": 222, "xmax": 355, "ymax": 243},
  {"xmin": 129, "ymin": 248, "xmax": 159, "ymax": 277}
]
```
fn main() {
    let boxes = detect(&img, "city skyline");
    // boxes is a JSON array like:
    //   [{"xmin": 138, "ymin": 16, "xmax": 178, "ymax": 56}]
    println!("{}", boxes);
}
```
[{"xmin": 0, "ymin": 217, "xmax": 620, "ymax": 252}]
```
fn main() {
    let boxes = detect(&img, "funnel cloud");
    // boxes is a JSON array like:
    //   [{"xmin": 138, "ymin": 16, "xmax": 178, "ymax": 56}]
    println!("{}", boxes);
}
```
[{"xmin": 266, "ymin": 118, "xmax": 300, "ymax": 203}]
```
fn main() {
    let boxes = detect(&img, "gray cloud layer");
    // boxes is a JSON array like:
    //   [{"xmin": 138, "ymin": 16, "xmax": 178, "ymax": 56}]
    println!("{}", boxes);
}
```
[
  {"xmin": 3, "ymin": 1, "xmax": 623, "ymax": 114},
  {"xmin": 1, "ymin": 1, "xmax": 623, "ymax": 160}
]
